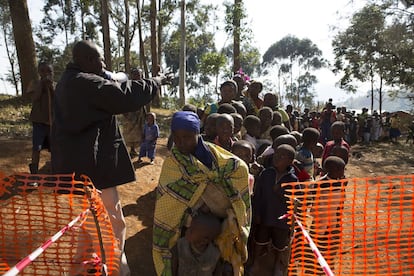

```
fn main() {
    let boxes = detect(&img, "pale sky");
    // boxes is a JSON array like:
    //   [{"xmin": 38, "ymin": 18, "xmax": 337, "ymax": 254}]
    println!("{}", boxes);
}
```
[{"xmin": 0, "ymin": 0, "xmax": 367, "ymax": 102}]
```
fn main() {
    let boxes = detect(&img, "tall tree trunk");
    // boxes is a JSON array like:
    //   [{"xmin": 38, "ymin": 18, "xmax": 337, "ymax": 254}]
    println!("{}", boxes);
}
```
[
  {"xmin": 157, "ymin": 0, "xmax": 162, "ymax": 65},
  {"xmin": 233, "ymin": 0, "xmax": 241, "ymax": 73},
  {"xmin": 179, "ymin": 0, "xmax": 186, "ymax": 106},
  {"xmin": 58, "ymin": 0, "xmax": 69, "ymax": 47},
  {"xmin": 150, "ymin": 0, "xmax": 158, "ymax": 77},
  {"xmin": 150, "ymin": 0, "xmax": 160, "ymax": 107},
  {"xmin": 8, "ymin": 0, "xmax": 37, "ymax": 96},
  {"xmin": 124, "ymin": 0, "xmax": 131, "ymax": 74},
  {"xmin": 80, "ymin": 2, "xmax": 85, "ymax": 39},
  {"xmin": 370, "ymin": 72, "xmax": 374, "ymax": 114},
  {"xmin": 379, "ymin": 76, "xmax": 383, "ymax": 116},
  {"xmin": 2, "ymin": 25, "xmax": 19, "ymax": 96},
  {"xmin": 136, "ymin": 0, "xmax": 149, "ymax": 77},
  {"xmin": 101, "ymin": 0, "xmax": 112, "ymax": 71}
]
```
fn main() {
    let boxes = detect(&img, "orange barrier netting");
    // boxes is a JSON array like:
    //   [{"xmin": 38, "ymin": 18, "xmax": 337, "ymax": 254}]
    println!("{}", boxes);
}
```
[
  {"xmin": 0, "ymin": 172, "xmax": 120, "ymax": 275},
  {"xmin": 283, "ymin": 174, "xmax": 414, "ymax": 275}
]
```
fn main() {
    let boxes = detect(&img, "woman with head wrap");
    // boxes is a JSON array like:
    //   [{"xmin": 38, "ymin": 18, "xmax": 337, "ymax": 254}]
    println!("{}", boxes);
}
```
[{"xmin": 152, "ymin": 111, "xmax": 251, "ymax": 276}]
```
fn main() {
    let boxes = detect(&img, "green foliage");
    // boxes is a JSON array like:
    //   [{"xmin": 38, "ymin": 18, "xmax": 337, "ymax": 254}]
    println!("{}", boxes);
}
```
[
  {"xmin": 160, "ymin": 95, "xmax": 181, "ymax": 110},
  {"xmin": 187, "ymin": 87, "xmax": 217, "ymax": 109},
  {"xmin": 332, "ymin": 4, "xmax": 386, "ymax": 92},
  {"xmin": 221, "ymin": 43, "xmax": 261, "ymax": 76},
  {"xmin": 198, "ymin": 52, "xmax": 226, "ymax": 82},
  {"xmin": 0, "ymin": 0, "xmax": 19, "ymax": 94},
  {"xmin": 163, "ymin": 0, "xmax": 217, "ymax": 93},
  {"xmin": 262, "ymin": 35, "xmax": 326, "ymax": 108},
  {"xmin": 333, "ymin": 2, "xmax": 414, "ymax": 104},
  {"xmin": 224, "ymin": 0, "xmax": 250, "ymax": 39}
]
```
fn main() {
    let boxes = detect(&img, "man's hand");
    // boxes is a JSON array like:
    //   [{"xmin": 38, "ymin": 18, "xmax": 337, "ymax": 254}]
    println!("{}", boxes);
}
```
[
  {"xmin": 41, "ymin": 76, "xmax": 54, "ymax": 91},
  {"xmin": 153, "ymin": 72, "xmax": 173, "ymax": 86}
]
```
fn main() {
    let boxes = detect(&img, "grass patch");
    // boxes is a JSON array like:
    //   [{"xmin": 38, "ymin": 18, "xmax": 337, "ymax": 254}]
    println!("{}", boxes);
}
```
[
  {"xmin": 0, "ymin": 95, "xmax": 31, "ymax": 139},
  {"xmin": 150, "ymin": 107, "xmax": 174, "ymax": 138},
  {"xmin": 0, "ymin": 95, "xmax": 174, "ymax": 139}
]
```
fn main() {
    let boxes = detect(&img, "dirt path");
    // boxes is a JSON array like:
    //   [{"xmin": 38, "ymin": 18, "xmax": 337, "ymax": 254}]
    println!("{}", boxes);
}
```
[{"xmin": 1, "ymin": 137, "xmax": 413, "ymax": 275}]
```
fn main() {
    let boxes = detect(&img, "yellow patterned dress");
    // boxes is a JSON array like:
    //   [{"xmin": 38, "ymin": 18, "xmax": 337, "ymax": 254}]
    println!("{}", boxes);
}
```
[{"xmin": 152, "ymin": 142, "xmax": 251, "ymax": 276}]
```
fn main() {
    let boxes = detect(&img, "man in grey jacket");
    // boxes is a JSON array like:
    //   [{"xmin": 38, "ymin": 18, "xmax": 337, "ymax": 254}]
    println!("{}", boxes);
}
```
[{"xmin": 52, "ymin": 40, "xmax": 161, "ymax": 275}]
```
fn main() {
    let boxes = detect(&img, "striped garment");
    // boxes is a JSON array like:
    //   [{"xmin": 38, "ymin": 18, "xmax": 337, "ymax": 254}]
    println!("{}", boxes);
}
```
[{"xmin": 152, "ymin": 142, "xmax": 251, "ymax": 276}]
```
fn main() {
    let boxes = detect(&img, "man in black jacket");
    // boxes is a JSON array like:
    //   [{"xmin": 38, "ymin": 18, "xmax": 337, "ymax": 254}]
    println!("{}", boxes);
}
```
[{"xmin": 52, "ymin": 40, "xmax": 161, "ymax": 275}]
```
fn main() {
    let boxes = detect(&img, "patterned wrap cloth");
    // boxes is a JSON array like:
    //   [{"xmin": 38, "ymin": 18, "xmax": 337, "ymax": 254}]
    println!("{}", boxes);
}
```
[{"xmin": 153, "ymin": 142, "xmax": 251, "ymax": 276}]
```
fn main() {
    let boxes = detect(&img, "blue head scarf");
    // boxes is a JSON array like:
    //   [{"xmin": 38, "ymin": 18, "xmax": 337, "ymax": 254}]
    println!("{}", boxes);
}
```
[
  {"xmin": 171, "ymin": 111, "xmax": 200, "ymax": 133},
  {"xmin": 171, "ymin": 111, "xmax": 213, "ymax": 168}
]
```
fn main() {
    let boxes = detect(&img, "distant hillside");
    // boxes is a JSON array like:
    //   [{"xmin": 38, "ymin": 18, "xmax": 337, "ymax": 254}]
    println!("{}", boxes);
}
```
[{"xmin": 338, "ymin": 93, "xmax": 413, "ymax": 113}]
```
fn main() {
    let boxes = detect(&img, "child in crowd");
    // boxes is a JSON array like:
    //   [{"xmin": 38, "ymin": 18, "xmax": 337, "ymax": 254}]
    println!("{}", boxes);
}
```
[
  {"xmin": 243, "ymin": 80, "xmax": 264, "ymax": 116},
  {"xmin": 231, "ymin": 113, "xmax": 243, "ymax": 140},
  {"xmin": 311, "ymin": 156, "xmax": 347, "ymax": 272},
  {"xmin": 171, "ymin": 212, "xmax": 222, "ymax": 276},
  {"xmin": 311, "ymin": 112, "xmax": 320, "ymax": 130},
  {"xmin": 349, "ymin": 115, "xmax": 359, "ymax": 145},
  {"xmin": 258, "ymin": 107, "xmax": 274, "ymax": 142},
  {"xmin": 250, "ymin": 144, "xmax": 298, "ymax": 275},
  {"xmin": 27, "ymin": 61, "xmax": 54, "ymax": 174},
  {"xmin": 204, "ymin": 80, "xmax": 237, "ymax": 117},
  {"xmin": 290, "ymin": 130, "xmax": 303, "ymax": 145},
  {"xmin": 217, "ymin": 103, "xmax": 237, "ymax": 114},
  {"xmin": 272, "ymin": 111, "xmax": 283, "ymax": 126},
  {"xmin": 362, "ymin": 116, "xmax": 373, "ymax": 144},
  {"xmin": 256, "ymin": 126, "xmax": 290, "ymax": 165},
  {"xmin": 270, "ymin": 125, "xmax": 290, "ymax": 141},
  {"xmin": 296, "ymin": 128, "xmax": 320, "ymax": 179},
  {"xmin": 231, "ymin": 140, "xmax": 261, "ymax": 193},
  {"xmin": 389, "ymin": 113, "xmax": 401, "ymax": 143},
  {"xmin": 312, "ymin": 142, "xmax": 325, "ymax": 177},
  {"xmin": 214, "ymin": 114, "xmax": 235, "ymax": 152},
  {"xmin": 242, "ymin": 115, "xmax": 261, "ymax": 152},
  {"xmin": 231, "ymin": 101, "xmax": 247, "ymax": 118},
  {"xmin": 330, "ymin": 145, "xmax": 349, "ymax": 165},
  {"xmin": 321, "ymin": 121, "xmax": 350, "ymax": 164},
  {"xmin": 202, "ymin": 113, "xmax": 219, "ymax": 143},
  {"xmin": 263, "ymin": 92, "xmax": 291, "ymax": 130},
  {"xmin": 370, "ymin": 112, "xmax": 381, "ymax": 142},
  {"xmin": 258, "ymin": 134, "xmax": 298, "ymax": 168},
  {"xmin": 138, "ymin": 112, "xmax": 159, "ymax": 164}
]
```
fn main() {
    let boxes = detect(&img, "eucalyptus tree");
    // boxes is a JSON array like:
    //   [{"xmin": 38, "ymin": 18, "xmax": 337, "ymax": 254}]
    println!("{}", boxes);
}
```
[
  {"xmin": 101, "ymin": 0, "xmax": 112, "ymax": 70},
  {"xmin": 37, "ymin": 0, "xmax": 102, "ymax": 73},
  {"xmin": 263, "ymin": 35, "xmax": 325, "ymax": 109},
  {"xmin": 163, "ymin": 0, "xmax": 217, "ymax": 94},
  {"xmin": 110, "ymin": 0, "xmax": 138, "ymax": 73},
  {"xmin": 224, "ymin": 0, "xmax": 248, "ymax": 74},
  {"xmin": 332, "ymin": 4, "xmax": 389, "ymax": 114},
  {"xmin": 0, "ymin": 0, "xmax": 19, "ymax": 95},
  {"xmin": 198, "ymin": 51, "xmax": 226, "ymax": 93},
  {"xmin": 8, "ymin": 0, "xmax": 38, "ymax": 96},
  {"xmin": 370, "ymin": 0, "xmax": 414, "ymax": 103},
  {"xmin": 221, "ymin": 43, "xmax": 260, "ymax": 78},
  {"xmin": 40, "ymin": 0, "xmax": 98, "ymax": 47}
]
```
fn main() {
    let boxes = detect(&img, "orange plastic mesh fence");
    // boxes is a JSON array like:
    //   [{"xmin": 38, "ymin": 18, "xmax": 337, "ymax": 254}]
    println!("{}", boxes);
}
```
[
  {"xmin": 0, "ymin": 172, "xmax": 120, "ymax": 275},
  {"xmin": 283, "ymin": 174, "xmax": 414, "ymax": 275}
]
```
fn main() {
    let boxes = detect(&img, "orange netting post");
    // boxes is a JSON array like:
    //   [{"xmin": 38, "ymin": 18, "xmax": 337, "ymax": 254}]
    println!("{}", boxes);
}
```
[
  {"xmin": 283, "ymin": 174, "xmax": 414, "ymax": 275},
  {"xmin": 0, "ymin": 172, "xmax": 120, "ymax": 275}
]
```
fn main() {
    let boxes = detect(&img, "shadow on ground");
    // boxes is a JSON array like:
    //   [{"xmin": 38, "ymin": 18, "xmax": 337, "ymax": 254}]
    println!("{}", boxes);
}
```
[{"xmin": 124, "ymin": 190, "xmax": 157, "ymax": 276}]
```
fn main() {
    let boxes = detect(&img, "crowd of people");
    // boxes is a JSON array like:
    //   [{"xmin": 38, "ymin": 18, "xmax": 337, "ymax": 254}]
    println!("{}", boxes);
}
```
[
  {"xmin": 26, "ymin": 39, "xmax": 409, "ymax": 275},
  {"xmin": 149, "ymin": 73, "xmax": 360, "ymax": 275}
]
